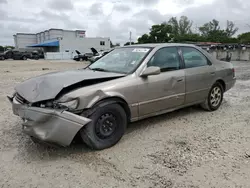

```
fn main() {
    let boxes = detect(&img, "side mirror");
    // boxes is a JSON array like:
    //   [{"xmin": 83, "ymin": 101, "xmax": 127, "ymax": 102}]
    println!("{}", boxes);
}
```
[{"xmin": 141, "ymin": 66, "xmax": 161, "ymax": 77}]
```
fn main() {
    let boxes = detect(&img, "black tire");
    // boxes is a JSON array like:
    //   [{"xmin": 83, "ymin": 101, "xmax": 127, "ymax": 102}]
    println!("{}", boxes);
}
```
[
  {"xmin": 80, "ymin": 103, "xmax": 127, "ymax": 150},
  {"xmin": 79, "ymin": 58, "xmax": 83, "ymax": 61},
  {"xmin": 0, "ymin": 56, "xmax": 4, "ymax": 60},
  {"xmin": 201, "ymin": 82, "xmax": 224, "ymax": 111},
  {"xmin": 22, "ymin": 56, "xmax": 27, "ymax": 60}
]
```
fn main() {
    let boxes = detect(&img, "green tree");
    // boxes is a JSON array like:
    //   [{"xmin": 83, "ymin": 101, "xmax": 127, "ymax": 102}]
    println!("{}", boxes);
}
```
[
  {"xmin": 149, "ymin": 22, "xmax": 172, "ymax": 43},
  {"xmin": 137, "ymin": 23, "xmax": 172, "ymax": 44},
  {"xmin": 238, "ymin": 32, "xmax": 250, "ymax": 43},
  {"xmin": 198, "ymin": 19, "xmax": 238, "ymax": 42},
  {"xmin": 168, "ymin": 16, "xmax": 193, "ymax": 35},
  {"xmin": 225, "ymin": 20, "xmax": 238, "ymax": 37},
  {"xmin": 124, "ymin": 42, "xmax": 135, "ymax": 46},
  {"xmin": 137, "ymin": 17, "xmax": 239, "ymax": 44},
  {"xmin": 110, "ymin": 41, "xmax": 120, "ymax": 48},
  {"xmin": 4, "ymin": 46, "xmax": 15, "ymax": 50},
  {"xmin": 137, "ymin": 34, "xmax": 151, "ymax": 44},
  {"xmin": 168, "ymin": 16, "xmax": 194, "ymax": 42},
  {"xmin": 199, "ymin": 19, "xmax": 220, "ymax": 37},
  {"xmin": 174, "ymin": 33, "xmax": 202, "ymax": 42}
]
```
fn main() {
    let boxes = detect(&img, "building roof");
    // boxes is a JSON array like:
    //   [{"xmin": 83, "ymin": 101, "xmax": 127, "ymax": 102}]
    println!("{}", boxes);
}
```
[
  {"xmin": 16, "ymin": 33, "xmax": 36, "ymax": 35},
  {"xmin": 14, "ymin": 28, "xmax": 86, "ymax": 37}
]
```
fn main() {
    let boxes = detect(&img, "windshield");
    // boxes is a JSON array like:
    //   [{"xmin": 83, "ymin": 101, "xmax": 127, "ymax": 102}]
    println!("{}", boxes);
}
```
[{"xmin": 88, "ymin": 47, "xmax": 151, "ymax": 74}]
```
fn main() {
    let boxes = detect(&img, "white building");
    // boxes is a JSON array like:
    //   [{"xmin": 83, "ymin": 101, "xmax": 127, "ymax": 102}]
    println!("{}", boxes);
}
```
[{"xmin": 13, "ymin": 28, "xmax": 111, "ymax": 55}]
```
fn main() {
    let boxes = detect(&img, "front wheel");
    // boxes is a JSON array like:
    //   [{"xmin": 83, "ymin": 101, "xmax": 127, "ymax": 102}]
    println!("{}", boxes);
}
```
[
  {"xmin": 22, "ymin": 56, "xmax": 27, "ymax": 60},
  {"xmin": 201, "ymin": 82, "xmax": 224, "ymax": 111},
  {"xmin": 80, "ymin": 103, "xmax": 127, "ymax": 150}
]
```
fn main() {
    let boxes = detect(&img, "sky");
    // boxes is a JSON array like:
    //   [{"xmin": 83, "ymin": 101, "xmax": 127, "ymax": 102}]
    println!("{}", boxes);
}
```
[{"xmin": 0, "ymin": 0, "xmax": 250, "ymax": 45}]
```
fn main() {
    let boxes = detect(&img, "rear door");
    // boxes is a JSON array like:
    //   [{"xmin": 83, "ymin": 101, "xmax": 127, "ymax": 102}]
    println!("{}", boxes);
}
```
[
  {"xmin": 137, "ymin": 47, "xmax": 185, "ymax": 117},
  {"xmin": 12, "ymin": 51, "xmax": 22, "ymax": 59},
  {"xmin": 179, "ymin": 46, "xmax": 216, "ymax": 104}
]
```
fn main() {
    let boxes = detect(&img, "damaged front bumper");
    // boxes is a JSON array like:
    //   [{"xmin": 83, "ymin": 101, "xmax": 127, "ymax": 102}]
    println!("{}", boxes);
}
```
[{"xmin": 8, "ymin": 96, "xmax": 91, "ymax": 146}]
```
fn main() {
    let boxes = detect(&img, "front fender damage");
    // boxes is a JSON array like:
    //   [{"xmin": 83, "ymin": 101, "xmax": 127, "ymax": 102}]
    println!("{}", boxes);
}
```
[
  {"xmin": 80, "ymin": 90, "xmax": 128, "ymax": 109},
  {"xmin": 76, "ymin": 90, "xmax": 130, "ymax": 120}
]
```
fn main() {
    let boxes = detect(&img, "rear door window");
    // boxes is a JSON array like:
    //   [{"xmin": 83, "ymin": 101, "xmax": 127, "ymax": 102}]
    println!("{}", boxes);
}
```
[{"xmin": 180, "ymin": 47, "xmax": 209, "ymax": 68}]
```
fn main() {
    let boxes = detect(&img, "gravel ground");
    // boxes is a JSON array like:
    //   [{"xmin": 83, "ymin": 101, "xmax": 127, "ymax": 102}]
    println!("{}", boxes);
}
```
[{"xmin": 0, "ymin": 60, "xmax": 249, "ymax": 188}]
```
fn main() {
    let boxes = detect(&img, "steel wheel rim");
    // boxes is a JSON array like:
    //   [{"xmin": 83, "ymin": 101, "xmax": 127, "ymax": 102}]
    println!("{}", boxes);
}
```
[
  {"xmin": 210, "ymin": 86, "xmax": 222, "ymax": 107},
  {"xmin": 95, "ymin": 113, "xmax": 117, "ymax": 139}
]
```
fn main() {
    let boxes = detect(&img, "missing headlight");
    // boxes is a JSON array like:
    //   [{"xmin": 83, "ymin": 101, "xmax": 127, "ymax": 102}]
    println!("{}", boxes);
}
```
[{"xmin": 56, "ymin": 99, "xmax": 79, "ymax": 109}]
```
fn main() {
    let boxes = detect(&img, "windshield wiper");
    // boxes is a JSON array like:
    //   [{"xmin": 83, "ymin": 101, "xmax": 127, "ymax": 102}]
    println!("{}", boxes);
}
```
[{"xmin": 89, "ymin": 67, "xmax": 109, "ymax": 72}]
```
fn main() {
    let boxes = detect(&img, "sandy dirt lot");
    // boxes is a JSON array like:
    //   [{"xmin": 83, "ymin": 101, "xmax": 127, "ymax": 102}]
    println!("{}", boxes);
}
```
[{"xmin": 0, "ymin": 59, "xmax": 249, "ymax": 188}]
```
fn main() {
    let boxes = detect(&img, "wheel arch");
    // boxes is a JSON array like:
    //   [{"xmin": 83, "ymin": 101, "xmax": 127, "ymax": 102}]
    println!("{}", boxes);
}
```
[
  {"xmin": 83, "ymin": 96, "xmax": 131, "ymax": 122},
  {"xmin": 94, "ymin": 97, "xmax": 131, "ymax": 122},
  {"xmin": 215, "ymin": 79, "xmax": 226, "ymax": 92}
]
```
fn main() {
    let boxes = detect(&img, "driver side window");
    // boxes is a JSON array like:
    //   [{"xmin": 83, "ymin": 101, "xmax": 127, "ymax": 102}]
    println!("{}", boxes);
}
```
[{"xmin": 147, "ymin": 47, "xmax": 181, "ymax": 72}]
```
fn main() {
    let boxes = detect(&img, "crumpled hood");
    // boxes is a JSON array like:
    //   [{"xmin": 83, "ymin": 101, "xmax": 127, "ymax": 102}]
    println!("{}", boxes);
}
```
[{"xmin": 15, "ymin": 69, "xmax": 125, "ymax": 103}]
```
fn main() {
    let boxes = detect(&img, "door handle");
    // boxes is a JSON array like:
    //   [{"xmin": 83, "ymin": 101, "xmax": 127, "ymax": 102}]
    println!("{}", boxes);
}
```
[{"xmin": 177, "ymin": 79, "xmax": 183, "ymax": 82}]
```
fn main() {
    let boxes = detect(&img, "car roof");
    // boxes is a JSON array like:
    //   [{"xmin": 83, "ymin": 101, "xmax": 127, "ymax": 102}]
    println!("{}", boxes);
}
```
[
  {"xmin": 120, "ymin": 43, "xmax": 218, "ymax": 62},
  {"xmin": 122, "ymin": 43, "xmax": 197, "ymax": 48}
]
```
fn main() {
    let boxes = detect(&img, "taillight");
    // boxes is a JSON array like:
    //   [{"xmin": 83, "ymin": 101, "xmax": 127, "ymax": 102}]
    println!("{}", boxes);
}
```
[{"xmin": 232, "ymin": 68, "xmax": 235, "ymax": 77}]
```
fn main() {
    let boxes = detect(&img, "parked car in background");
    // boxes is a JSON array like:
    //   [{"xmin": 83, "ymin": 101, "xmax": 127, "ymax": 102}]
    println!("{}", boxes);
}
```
[
  {"xmin": 0, "ymin": 50, "xmax": 31, "ymax": 60},
  {"xmin": 8, "ymin": 43, "xmax": 236, "ymax": 150},
  {"xmin": 73, "ymin": 48, "xmax": 99, "ymax": 61},
  {"xmin": 89, "ymin": 49, "xmax": 114, "ymax": 64},
  {"xmin": 30, "ymin": 50, "xmax": 44, "ymax": 60}
]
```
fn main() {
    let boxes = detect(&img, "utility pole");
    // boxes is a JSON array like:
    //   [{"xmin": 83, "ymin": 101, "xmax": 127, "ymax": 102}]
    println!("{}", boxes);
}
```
[{"xmin": 129, "ymin": 31, "xmax": 132, "ymax": 45}]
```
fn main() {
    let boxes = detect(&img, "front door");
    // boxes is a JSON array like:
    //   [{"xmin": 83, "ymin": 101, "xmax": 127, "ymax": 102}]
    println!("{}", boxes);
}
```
[
  {"xmin": 137, "ymin": 47, "xmax": 185, "ymax": 117},
  {"xmin": 179, "ymin": 46, "xmax": 216, "ymax": 104}
]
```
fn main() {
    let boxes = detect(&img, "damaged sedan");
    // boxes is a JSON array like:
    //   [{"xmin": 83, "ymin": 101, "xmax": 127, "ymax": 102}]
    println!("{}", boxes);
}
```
[{"xmin": 8, "ymin": 44, "xmax": 236, "ymax": 150}]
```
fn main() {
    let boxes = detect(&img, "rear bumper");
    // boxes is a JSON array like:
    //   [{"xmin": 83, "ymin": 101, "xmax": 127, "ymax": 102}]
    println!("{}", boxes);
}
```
[
  {"xmin": 8, "ymin": 97, "xmax": 91, "ymax": 146},
  {"xmin": 225, "ymin": 77, "xmax": 236, "ymax": 92}
]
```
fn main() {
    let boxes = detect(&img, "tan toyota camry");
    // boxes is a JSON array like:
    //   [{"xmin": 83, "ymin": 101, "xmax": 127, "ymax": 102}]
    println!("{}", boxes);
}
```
[{"xmin": 8, "ymin": 43, "xmax": 236, "ymax": 150}]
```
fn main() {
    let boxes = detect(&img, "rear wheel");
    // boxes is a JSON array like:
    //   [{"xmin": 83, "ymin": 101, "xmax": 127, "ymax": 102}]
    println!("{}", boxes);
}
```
[
  {"xmin": 22, "ymin": 56, "xmax": 27, "ymax": 60},
  {"xmin": 0, "ymin": 56, "xmax": 4, "ymax": 60},
  {"xmin": 79, "ymin": 58, "xmax": 83, "ymax": 61},
  {"xmin": 80, "ymin": 103, "xmax": 127, "ymax": 150},
  {"xmin": 201, "ymin": 82, "xmax": 224, "ymax": 111}
]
